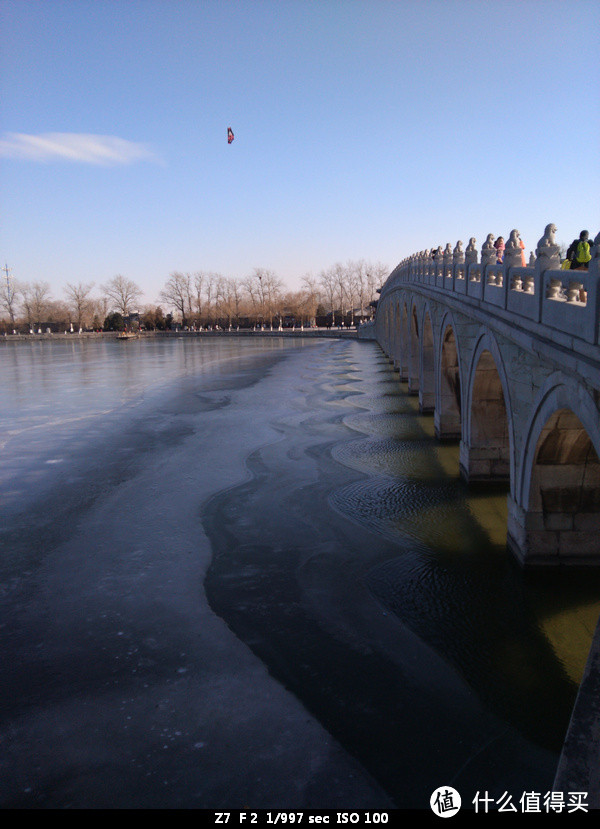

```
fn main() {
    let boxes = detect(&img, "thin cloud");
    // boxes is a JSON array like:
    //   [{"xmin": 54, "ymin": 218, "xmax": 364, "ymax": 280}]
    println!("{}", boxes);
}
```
[{"xmin": 0, "ymin": 132, "xmax": 159, "ymax": 165}]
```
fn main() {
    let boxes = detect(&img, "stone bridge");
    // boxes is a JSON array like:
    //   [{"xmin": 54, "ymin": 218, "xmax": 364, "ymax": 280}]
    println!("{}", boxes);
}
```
[{"xmin": 359, "ymin": 224, "xmax": 600, "ymax": 566}]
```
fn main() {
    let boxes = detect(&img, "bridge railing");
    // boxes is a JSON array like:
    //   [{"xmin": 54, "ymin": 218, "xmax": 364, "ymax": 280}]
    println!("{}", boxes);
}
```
[{"xmin": 381, "ymin": 227, "xmax": 600, "ymax": 347}]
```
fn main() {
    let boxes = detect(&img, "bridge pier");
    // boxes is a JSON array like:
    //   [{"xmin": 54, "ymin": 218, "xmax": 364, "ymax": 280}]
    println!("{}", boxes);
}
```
[
  {"xmin": 434, "ymin": 410, "xmax": 461, "ymax": 440},
  {"xmin": 507, "ymin": 496, "xmax": 600, "ymax": 567},
  {"xmin": 419, "ymin": 389, "xmax": 435, "ymax": 413},
  {"xmin": 407, "ymin": 375, "xmax": 419, "ymax": 395},
  {"xmin": 459, "ymin": 441, "xmax": 510, "ymax": 482},
  {"xmin": 435, "ymin": 326, "xmax": 461, "ymax": 438}
]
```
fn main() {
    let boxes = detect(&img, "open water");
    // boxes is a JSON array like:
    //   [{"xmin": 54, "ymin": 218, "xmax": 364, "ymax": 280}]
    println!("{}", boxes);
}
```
[{"xmin": 1, "ymin": 335, "xmax": 599, "ymax": 808}]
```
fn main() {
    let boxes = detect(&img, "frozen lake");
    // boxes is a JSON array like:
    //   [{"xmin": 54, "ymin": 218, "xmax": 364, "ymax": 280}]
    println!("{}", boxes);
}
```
[{"xmin": 1, "ymin": 335, "xmax": 598, "ymax": 808}]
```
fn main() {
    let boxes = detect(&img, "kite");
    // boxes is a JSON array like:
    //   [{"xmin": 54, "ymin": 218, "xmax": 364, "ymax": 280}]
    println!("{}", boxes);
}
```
[{"xmin": 227, "ymin": 127, "xmax": 234, "ymax": 144}]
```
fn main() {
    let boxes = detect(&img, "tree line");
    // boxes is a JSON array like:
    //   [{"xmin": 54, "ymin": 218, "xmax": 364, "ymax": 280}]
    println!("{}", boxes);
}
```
[{"xmin": 0, "ymin": 261, "xmax": 388, "ymax": 333}]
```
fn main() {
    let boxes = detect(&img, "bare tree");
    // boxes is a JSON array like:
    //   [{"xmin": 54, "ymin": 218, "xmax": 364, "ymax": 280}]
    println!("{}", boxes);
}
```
[
  {"xmin": 212, "ymin": 276, "xmax": 240, "ymax": 329},
  {"xmin": 21, "ymin": 281, "xmax": 52, "ymax": 329},
  {"xmin": 241, "ymin": 273, "xmax": 261, "ymax": 325},
  {"xmin": 64, "ymin": 281, "xmax": 95, "ymax": 330},
  {"xmin": 349, "ymin": 260, "xmax": 368, "ymax": 320},
  {"xmin": 228, "ymin": 278, "xmax": 244, "ymax": 326},
  {"xmin": 263, "ymin": 270, "xmax": 284, "ymax": 329},
  {"xmin": 364, "ymin": 262, "xmax": 388, "ymax": 319},
  {"xmin": 332, "ymin": 262, "xmax": 350, "ymax": 324},
  {"xmin": 282, "ymin": 290, "xmax": 304, "ymax": 327},
  {"xmin": 0, "ymin": 273, "xmax": 20, "ymax": 326},
  {"xmin": 159, "ymin": 271, "xmax": 192, "ymax": 325},
  {"xmin": 91, "ymin": 295, "xmax": 110, "ymax": 328},
  {"xmin": 102, "ymin": 274, "xmax": 142, "ymax": 317},
  {"xmin": 45, "ymin": 299, "xmax": 70, "ymax": 329},
  {"xmin": 319, "ymin": 267, "xmax": 337, "ymax": 326},
  {"xmin": 193, "ymin": 272, "xmax": 205, "ymax": 322},
  {"xmin": 245, "ymin": 268, "xmax": 283, "ymax": 329},
  {"xmin": 204, "ymin": 272, "xmax": 218, "ymax": 325},
  {"xmin": 300, "ymin": 274, "xmax": 320, "ymax": 327},
  {"xmin": 342, "ymin": 261, "xmax": 361, "ymax": 326},
  {"xmin": 301, "ymin": 273, "xmax": 320, "ymax": 302}
]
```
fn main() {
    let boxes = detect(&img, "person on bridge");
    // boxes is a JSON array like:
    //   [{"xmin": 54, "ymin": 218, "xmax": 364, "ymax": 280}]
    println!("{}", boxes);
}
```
[
  {"xmin": 494, "ymin": 236, "xmax": 505, "ymax": 263},
  {"xmin": 567, "ymin": 230, "xmax": 592, "ymax": 271},
  {"xmin": 519, "ymin": 234, "xmax": 527, "ymax": 266}
]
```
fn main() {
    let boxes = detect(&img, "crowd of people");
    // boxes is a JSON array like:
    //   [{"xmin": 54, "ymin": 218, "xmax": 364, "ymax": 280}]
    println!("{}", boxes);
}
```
[{"xmin": 490, "ymin": 229, "xmax": 594, "ymax": 271}]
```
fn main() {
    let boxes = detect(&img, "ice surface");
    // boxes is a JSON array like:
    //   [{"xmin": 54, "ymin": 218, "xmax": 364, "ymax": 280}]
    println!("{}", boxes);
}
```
[{"xmin": 0, "ymin": 337, "xmax": 390, "ymax": 808}]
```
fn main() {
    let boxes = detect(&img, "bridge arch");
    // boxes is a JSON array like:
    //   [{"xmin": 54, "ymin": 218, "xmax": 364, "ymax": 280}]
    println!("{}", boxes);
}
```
[
  {"xmin": 384, "ymin": 299, "xmax": 394, "ymax": 360},
  {"xmin": 508, "ymin": 376, "xmax": 600, "ymax": 564},
  {"xmin": 435, "ymin": 313, "xmax": 462, "ymax": 440},
  {"xmin": 460, "ymin": 330, "xmax": 514, "ymax": 483},
  {"xmin": 399, "ymin": 299, "xmax": 409, "ymax": 380},
  {"xmin": 391, "ymin": 296, "xmax": 401, "ymax": 369},
  {"xmin": 386, "ymin": 298, "xmax": 395, "ymax": 360},
  {"xmin": 408, "ymin": 301, "xmax": 420, "ymax": 394},
  {"xmin": 419, "ymin": 305, "xmax": 435, "ymax": 412}
]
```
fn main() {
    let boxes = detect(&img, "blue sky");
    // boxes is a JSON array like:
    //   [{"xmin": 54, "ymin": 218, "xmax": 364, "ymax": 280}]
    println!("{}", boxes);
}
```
[{"xmin": 1, "ymin": 0, "xmax": 599, "ymax": 305}]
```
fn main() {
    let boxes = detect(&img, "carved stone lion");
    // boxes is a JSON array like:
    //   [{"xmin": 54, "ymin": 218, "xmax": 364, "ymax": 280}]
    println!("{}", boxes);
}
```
[
  {"xmin": 537, "ymin": 223, "xmax": 557, "ymax": 248},
  {"xmin": 481, "ymin": 233, "xmax": 497, "ymax": 266},
  {"xmin": 504, "ymin": 229, "xmax": 523, "ymax": 268},
  {"xmin": 535, "ymin": 223, "xmax": 560, "ymax": 270},
  {"xmin": 453, "ymin": 240, "xmax": 465, "ymax": 264},
  {"xmin": 465, "ymin": 237, "xmax": 478, "ymax": 265},
  {"xmin": 506, "ymin": 229, "xmax": 520, "ymax": 249}
]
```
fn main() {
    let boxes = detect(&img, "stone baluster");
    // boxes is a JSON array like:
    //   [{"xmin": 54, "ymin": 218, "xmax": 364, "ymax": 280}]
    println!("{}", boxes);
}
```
[
  {"xmin": 566, "ymin": 280, "xmax": 583, "ymax": 303},
  {"xmin": 522, "ymin": 274, "xmax": 535, "ymax": 294},
  {"xmin": 546, "ymin": 278, "xmax": 563, "ymax": 300}
]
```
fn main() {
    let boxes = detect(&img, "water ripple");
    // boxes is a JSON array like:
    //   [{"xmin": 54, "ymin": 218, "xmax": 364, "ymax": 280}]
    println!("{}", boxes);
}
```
[{"xmin": 328, "ymin": 476, "xmax": 479, "ymax": 556}]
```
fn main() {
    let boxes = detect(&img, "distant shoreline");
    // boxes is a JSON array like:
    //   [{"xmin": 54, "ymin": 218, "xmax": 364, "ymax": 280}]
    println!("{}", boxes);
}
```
[{"xmin": 1, "ymin": 328, "xmax": 360, "ymax": 344}]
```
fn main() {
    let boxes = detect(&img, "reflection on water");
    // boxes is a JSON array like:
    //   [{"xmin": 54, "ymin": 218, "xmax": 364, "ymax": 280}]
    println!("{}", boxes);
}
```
[
  {"xmin": 0, "ymin": 337, "xmax": 314, "ymax": 583},
  {"xmin": 3, "ymin": 336, "xmax": 599, "ymax": 806},
  {"xmin": 335, "ymin": 356, "xmax": 600, "ymax": 699},
  {"xmin": 1, "ymin": 336, "xmax": 296, "ymax": 428},
  {"xmin": 0, "ymin": 336, "xmax": 299, "ymax": 500},
  {"xmin": 204, "ymin": 339, "xmax": 600, "ymax": 804}
]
